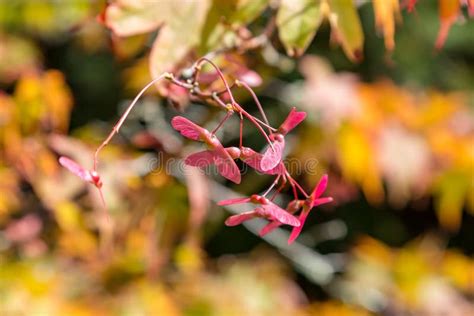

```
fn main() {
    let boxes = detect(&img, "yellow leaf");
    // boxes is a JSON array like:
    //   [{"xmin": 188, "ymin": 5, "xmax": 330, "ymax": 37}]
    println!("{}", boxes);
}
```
[
  {"xmin": 433, "ymin": 169, "xmax": 472, "ymax": 231},
  {"xmin": 442, "ymin": 251, "xmax": 474, "ymax": 292},
  {"xmin": 327, "ymin": 0, "xmax": 364, "ymax": 62},
  {"xmin": 337, "ymin": 124, "xmax": 383, "ymax": 203},
  {"xmin": 372, "ymin": 0, "xmax": 400, "ymax": 51},
  {"xmin": 0, "ymin": 164, "xmax": 20, "ymax": 221},
  {"xmin": 58, "ymin": 230, "xmax": 97, "ymax": 259},
  {"xmin": 353, "ymin": 236, "xmax": 393, "ymax": 267},
  {"xmin": 54, "ymin": 201, "xmax": 82, "ymax": 231},
  {"xmin": 13, "ymin": 72, "xmax": 44, "ymax": 133},
  {"xmin": 393, "ymin": 246, "xmax": 430, "ymax": 307},
  {"xmin": 0, "ymin": 93, "xmax": 22, "ymax": 160},
  {"xmin": 42, "ymin": 70, "xmax": 73, "ymax": 133}
]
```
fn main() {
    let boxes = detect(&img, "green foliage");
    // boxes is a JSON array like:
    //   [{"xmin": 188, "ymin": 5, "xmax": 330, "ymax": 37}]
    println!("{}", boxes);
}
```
[{"xmin": 277, "ymin": 0, "xmax": 323, "ymax": 57}]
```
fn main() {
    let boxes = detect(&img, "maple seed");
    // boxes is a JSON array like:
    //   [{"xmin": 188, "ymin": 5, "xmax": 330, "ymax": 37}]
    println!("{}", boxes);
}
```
[
  {"xmin": 90, "ymin": 171, "xmax": 103, "ymax": 188},
  {"xmin": 219, "ymin": 194, "xmax": 300, "ymax": 227},
  {"xmin": 261, "ymin": 108, "xmax": 307, "ymax": 171},
  {"xmin": 172, "ymin": 116, "xmax": 241, "ymax": 184},
  {"xmin": 288, "ymin": 174, "xmax": 333, "ymax": 244},
  {"xmin": 58, "ymin": 156, "xmax": 106, "ymax": 208},
  {"xmin": 76, "ymin": 55, "xmax": 330, "ymax": 243}
]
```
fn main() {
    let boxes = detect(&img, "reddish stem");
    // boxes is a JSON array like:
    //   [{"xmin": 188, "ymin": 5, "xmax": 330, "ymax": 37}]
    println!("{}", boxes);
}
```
[
  {"xmin": 239, "ymin": 113, "xmax": 244, "ymax": 148},
  {"xmin": 270, "ymin": 175, "xmax": 287, "ymax": 201},
  {"xmin": 237, "ymin": 105, "xmax": 274, "ymax": 151},
  {"xmin": 212, "ymin": 110, "xmax": 233, "ymax": 134},
  {"xmin": 285, "ymin": 171, "xmax": 309, "ymax": 198},
  {"xmin": 262, "ymin": 174, "xmax": 281, "ymax": 197},
  {"xmin": 194, "ymin": 57, "xmax": 236, "ymax": 105},
  {"xmin": 236, "ymin": 80, "xmax": 272, "ymax": 134},
  {"xmin": 193, "ymin": 58, "xmax": 275, "ymax": 151},
  {"xmin": 93, "ymin": 74, "xmax": 167, "ymax": 170}
]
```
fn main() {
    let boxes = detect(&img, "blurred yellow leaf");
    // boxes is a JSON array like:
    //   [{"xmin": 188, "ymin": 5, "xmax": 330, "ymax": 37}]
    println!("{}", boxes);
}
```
[
  {"xmin": 54, "ymin": 201, "xmax": 82, "ymax": 232},
  {"xmin": 433, "ymin": 168, "xmax": 473, "ymax": 231},
  {"xmin": 353, "ymin": 236, "xmax": 393, "ymax": 267},
  {"xmin": 0, "ymin": 164, "xmax": 20, "ymax": 221},
  {"xmin": 14, "ymin": 72, "xmax": 44, "ymax": 133},
  {"xmin": 416, "ymin": 92, "xmax": 461, "ymax": 129},
  {"xmin": 119, "ymin": 281, "xmax": 181, "ymax": 316},
  {"xmin": 42, "ymin": 70, "xmax": 73, "ymax": 133},
  {"xmin": 174, "ymin": 243, "xmax": 204, "ymax": 274},
  {"xmin": 58, "ymin": 230, "xmax": 97, "ymax": 259},
  {"xmin": 307, "ymin": 301, "xmax": 372, "ymax": 316},
  {"xmin": 337, "ymin": 124, "xmax": 383, "ymax": 203},
  {"xmin": 327, "ymin": 0, "xmax": 364, "ymax": 62},
  {"xmin": 372, "ymin": 0, "xmax": 400, "ymax": 51},
  {"xmin": 442, "ymin": 251, "xmax": 474, "ymax": 293},
  {"xmin": 13, "ymin": 70, "xmax": 73, "ymax": 134},
  {"xmin": 393, "ymin": 248, "xmax": 430, "ymax": 306},
  {"xmin": 0, "ymin": 93, "xmax": 22, "ymax": 160}
]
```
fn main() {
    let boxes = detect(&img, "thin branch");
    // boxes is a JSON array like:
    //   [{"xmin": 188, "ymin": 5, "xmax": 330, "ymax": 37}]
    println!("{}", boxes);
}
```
[
  {"xmin": 93, "ymin": 74, "xmax": 167, "ymax": 170},
  {"xmin": 236, "ymin": 79, "xmax": 273, "ymax": 134},
  {"xmin": 194, "ymin": 57, "xmax": 236, "ymax": 105}
]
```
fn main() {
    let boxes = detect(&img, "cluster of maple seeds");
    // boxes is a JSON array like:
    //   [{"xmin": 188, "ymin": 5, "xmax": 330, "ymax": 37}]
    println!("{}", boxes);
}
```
[{"xmin": 58, "ymin": 57, "xmax": 333, "ymax": 244}]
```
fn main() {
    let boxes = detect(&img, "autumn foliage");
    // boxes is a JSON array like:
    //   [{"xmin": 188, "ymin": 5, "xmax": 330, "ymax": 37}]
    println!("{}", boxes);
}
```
[{"xmin": 0, "ymin": 1, "xmax": 473, "ymax": 315}]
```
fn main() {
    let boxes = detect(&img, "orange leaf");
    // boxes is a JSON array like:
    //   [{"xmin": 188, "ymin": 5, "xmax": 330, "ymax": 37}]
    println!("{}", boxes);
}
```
[{"xmin": 436, "ymin": 0, "xmax": 461, "ymax": 50}]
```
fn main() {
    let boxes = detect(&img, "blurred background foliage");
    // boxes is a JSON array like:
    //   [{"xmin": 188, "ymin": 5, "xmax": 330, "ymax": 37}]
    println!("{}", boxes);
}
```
[{"xmin": 0, "ymin": 0, "xmax": 473, "ymax": 315}]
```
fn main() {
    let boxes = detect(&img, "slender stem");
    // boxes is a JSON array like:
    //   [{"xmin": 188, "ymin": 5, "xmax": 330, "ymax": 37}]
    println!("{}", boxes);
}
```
[
  {"xmin": 93, "ymin": 74, "xmax": 167, "ymax": 170},
  {"xmin": 290, "ymin": 180, "xmax": 298, "ymax": 200},
  {"xmin": 211, "ymin": 92, "xmax": 229, "ymax": 109},
  {"xmin": 236, "ymin": 80, "xmax": 272, "ymax": 134},
  {"xmin": 237, "ymin": 104, "xmax": 274, "ymax": 151},
  {"xmin": 286, "ymin": 171, "xmax": 309, "ymax": 198},
  {"xmin": 282, "ymin": 168, "xmax": 299, "ymax": 200},
  {"xmin": 293, "ymin": 180, "xmax": 309, "ymax": 198},
  {"xmin": 252, "ymin": 116, "xmax": 277, "ymax": 132},
  {"xmin": 191, "ymin": 58, "xmax": 275, "ymax": 151},
  {"xmin": 270, "ymin": 175, "xmax": 287, "ymax": 201},
  {"xmin": 262, "ymin": 175, "xmax": 281, "ymax": 197},
  {"xmin": 169, "ymin": 77, "xmax": 194, "ymax": 90},
  {"xmin": 194, "ymin": 57, "xmax": 236, "ymax": 105},
  {"xmin": 95, "ymin": 186, "xmax": 110, "ymax": 224},
  {"xmin": 212, "ymin": 110, "xmax": 233, "ymax": 134},
  {"xmin": 197, "ymin": 82, "xmax": 237, "ymax": 98},
  {"xmin": 239, "ymin": 113, "xmax": 244, "ymax": 148}
]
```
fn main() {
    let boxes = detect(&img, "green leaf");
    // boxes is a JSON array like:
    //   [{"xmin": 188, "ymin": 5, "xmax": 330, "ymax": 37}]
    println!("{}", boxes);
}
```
[
  {"xmin": 327, "ymin": 0, "xmax": 364, "ymax": 62},
  {"xmin": 200, "ymin": 0, "xmax": 237, "ymax": 52},
  {"xmin": 276, "ymin": 0, "xmax": 323, "ymax": 57},
  {"xmin": 230, "ymin": 0, "xmax": 270, "ymax": 24},
  {"xmin": 433, "ymin": 169, "xmax": 472, "ymax": 231},
  {"xmin": 199, "ymin": 0, "xmax": 269, "ymax": 52}
]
